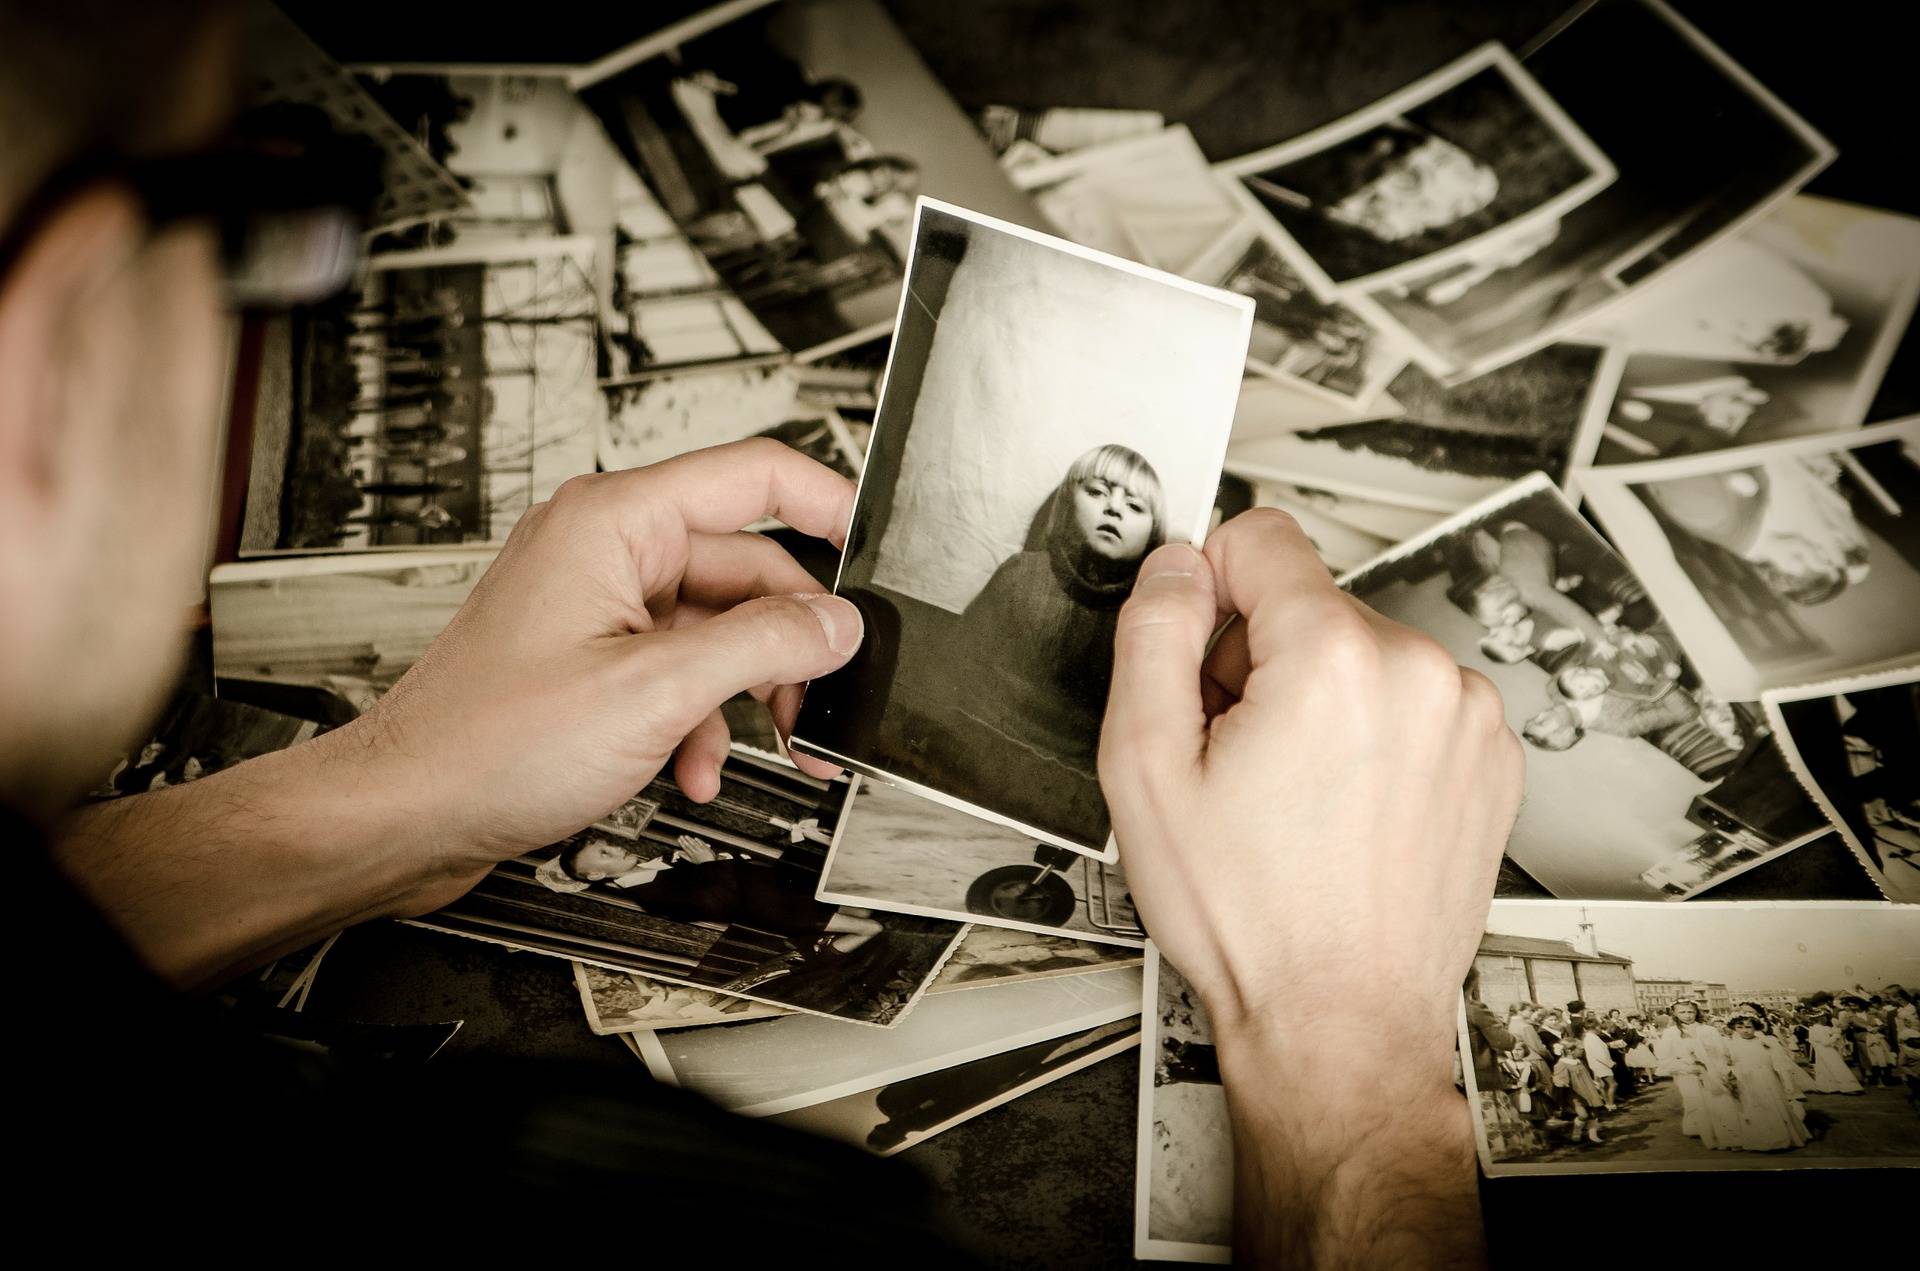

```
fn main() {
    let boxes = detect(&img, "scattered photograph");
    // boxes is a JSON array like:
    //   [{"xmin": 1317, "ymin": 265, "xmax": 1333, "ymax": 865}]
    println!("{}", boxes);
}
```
[
  {"xmin": 935, "ymin": 926, "xmax": 1143, "ymax": 988},
  {"xmin": 1219, "ymin": 41, "xmax": 1615, "ymax": 293},
  {"xmin": 815, "ymin": 763, "xmax": 1143, "ymax": 946},
  {"xmin": 1227, "ymin": 343, "xmax": 1622, "ymax": 513},
  {"xmin": 1187, "ymin": 205, "xmax": 1408, "ymax": 409},
  {"xmin": 1461, "ymin": 901, "xmax": 1920, "ymax": 1175},
  {"xmin": 1582, "ymin": 197, "xmax": 1920, "ymax": 465},
  {"xmin": 86, "ymin": 691, "xmax": 323, "ymax": 800},
  {"xmin": 982, "ymin": 104, "xmax": 1167, "ymax": 169},
  {"xmin": 598, "ymin": 361, "xmax": 804, "ymax": 471},
  {"xmin": 770, "ymin": 1017, "xmax": 1141, "ymax": 1156},
  {"xmin": 1349, "ymin": 0, "xmax": 1833, "ymax": 381},
  {"xmin": 1017, "ymin": 126, "xmax": 1245, "ymax": 275},
  {"xmin": 790, "ymin": 201, "xmax": 1252, "ymax": 857},
  {"xmin": 413, "ymin": 750, "xmax": 964, "ymax": 1026},
  {"xmin": 1135, "ymin": 947, "xmax": 1231, "ymax": 1264},
  {"xmin": 238, "ymin": 238, "xmax": 602, "ymax": 553},
  {"xmin": 1765, "ymin": 669, "xmax": 1920, "ymax": 902},
  {"xmin": 632, "ymin": 963, "xmax": 1144, "ymax": 1116},
  {"xmin": 574, "ymin": 961, "xmax": 789, "ymax": 1034},
  {"xmin": 1228, "ymin": 374, "xmax": 1405, "ymax": 446},
  {"xmin": 579, "ymin": 0, "xmax": 1037, "ymax": 358},
  {"xmin": 1580, "ymin": 420, "xmax": 1920, "ymax": 701},
  {"xmin": 210, "ymin": 551, "xmax": 493, "ymax": 696},
  {"xmin": 1342, "ymin": 474, "xmax": 1832, "ymax": 899}
]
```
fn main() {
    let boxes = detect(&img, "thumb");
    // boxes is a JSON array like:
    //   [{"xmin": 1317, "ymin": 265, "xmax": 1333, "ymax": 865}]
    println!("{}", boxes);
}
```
[
  {"xmin": 1100, "ymin": 543, "xmax": 1217, "ymax": 783},
  {"xmin": 636, "ymin": 592, "xmax": 863, "ymax": 733}
]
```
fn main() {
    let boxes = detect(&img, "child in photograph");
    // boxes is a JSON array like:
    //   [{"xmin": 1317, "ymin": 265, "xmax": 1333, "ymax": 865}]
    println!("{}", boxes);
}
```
[
  {"xmin": 954, "ymin": 444, "xmax": 1166, "ymax": 830},
  {"xmin": 1724, "ymin": 1010, "xmax": 1810, "ymax": 1151},
  {"xmin": 1550, "ymin": 1032, "xmax": 1604, "ymax": 1144},
  {"xmin": 1803, "ymin": 1010, "xmax": 1862, "ymax": 1093},
  {"xmin": 1254, "ymin": 123, "xmax": 1500, "ymax": 246},
  {"xmin": 1656, "ymin": 999, "xmax": 1744, "ymax": 1149}
]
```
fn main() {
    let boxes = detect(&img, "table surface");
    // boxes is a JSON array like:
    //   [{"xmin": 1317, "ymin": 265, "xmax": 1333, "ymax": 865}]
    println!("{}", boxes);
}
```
[{"xmin": 282, "ymin": 1, "xmax": 1915, "ymax": 1262}]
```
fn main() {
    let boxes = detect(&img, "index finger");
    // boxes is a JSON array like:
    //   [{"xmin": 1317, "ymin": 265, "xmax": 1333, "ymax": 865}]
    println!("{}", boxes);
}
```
[
  {"xmin": 1202, "ymin": 507, "xmax": 1352, "ymax": 669},
  {"xmin": 600, "ymin": 437, "xmax": 858, "ymax": 548}
]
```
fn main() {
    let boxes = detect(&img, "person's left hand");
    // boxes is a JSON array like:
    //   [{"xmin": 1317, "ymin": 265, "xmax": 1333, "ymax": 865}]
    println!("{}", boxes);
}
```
[{"xmin": 351, "ymin": 439, "xmax": 863, "ymax": 913}]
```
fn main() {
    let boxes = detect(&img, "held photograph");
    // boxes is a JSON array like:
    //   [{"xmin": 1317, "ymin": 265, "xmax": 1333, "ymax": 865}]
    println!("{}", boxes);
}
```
[
  {"xmin": 1350, "ymin": 0, "xmax": 1834, "ymax": 382},
  {"xmin": 1460, "ymin": 901, "xmax": 1920, "ymax": 1175},
  {"xmin": 578, "ymin": 0, "xmax": 1037, "ymax": 359},
  {"xmin": 413, "ymin": 750, "xmax": 965, "ymax": 1026},
  {"xmin": 1764, "ymin": 669, "xmax": 1920, "ymax": 903},
  {"xmin": 1218, "ymin": 41, "xmax": 1615, "ymax": 294},
  {"xmin": 815, "ymin": 775, "xmax": 1143, "ymax": 946},
  {"xmin": 1580, "ymin": 419, "xmax": 1920, "ymax": 702},
  {"xmin": 1583, "ymin": 197, "xmax": 1920, "ymax": 466},
  {"xmin": 789, "ymin": 200, "xmax": 1252, "ymax": 858},
  {"xmin": 1341, "ymin": 475, "xmax": 1832, "ymax": 900},
  {"xmin": 1134, "ymin": 946, "xmax": 1231, "ymax": 1264}
]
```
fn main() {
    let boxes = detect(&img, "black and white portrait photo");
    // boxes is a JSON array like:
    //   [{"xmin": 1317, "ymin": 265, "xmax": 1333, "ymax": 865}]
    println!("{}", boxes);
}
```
[
  {"xmin": 578, "ymin": 0, "xmax": 1036, "ymax": 359},
  {"xmin": 1581, "ymin": 419, "xmax": 1920, "ymax": 701},
  {"xmin": 816, "ymin": 775, "xmax": 1143, "ymax": 946},
  {"xmin": 1134, "ymin": 948, "xmax": 1231, "ymax": 1264},
  {"xmin": 1342, "ymin": 475, "xmax": 1831, "ymax": 899},
  {"xmin": 1349, "ymin": 0, "xmax": 1834, "ymax": 382},
  {"xmin": 790, "ymin": 200, "xmax": 1252, "ymax": 856},
  {"xmin": 1460, "ymin": 902, "xmax": 1920, "ymax": 1176},
  {"xmin": 1584, "ymin": 196, "xmax": 1920, "ymax": 465},
  {"xmin": 1218, "ymin": 41, "xmax": 1614, "ymax": 294},
  {"xmin": 1227, "ymin": 343, "xmax": 1622, "ymax": 513},
  {"xmin": 415, "ymin": 748, "xmax": 964, "ymax": 1026},
  {"xmin": 87, "ymin": 690, "xmax": 322, "ymax": 801},
  {"xmin": 1765, "ymin": 670, "xmax": 1920, "ymax": 902}
]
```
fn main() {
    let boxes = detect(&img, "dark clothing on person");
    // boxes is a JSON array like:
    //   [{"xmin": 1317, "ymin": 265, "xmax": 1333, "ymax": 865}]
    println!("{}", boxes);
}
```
[
  {"xmin": 1465, "ymin": 997, "xmax": 1518, "ymax": 1090},
  {"xmin": 11, "ymin": 807, "xmax": 974, "ymax": 1262},
  {"xmin": 628, "ymin": 858, "xmax": 833, "ymax": 938}
]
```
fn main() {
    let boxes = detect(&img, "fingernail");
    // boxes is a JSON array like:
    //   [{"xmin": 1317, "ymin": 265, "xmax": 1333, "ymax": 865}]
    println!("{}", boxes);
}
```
[
  {"xmin": 800, "ymin": 593, "xmax": 863, "ymax": 656},
  {"xmin": 1137, "ymin": 542, "xmax": 1201, "ymax": 580}
]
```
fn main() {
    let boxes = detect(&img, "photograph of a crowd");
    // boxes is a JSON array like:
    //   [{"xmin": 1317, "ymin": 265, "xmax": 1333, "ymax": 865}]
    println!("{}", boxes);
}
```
[
  {"xmin": 1341, "ymin": 476, "xmax": 1831, "ymax": 899},
  {"xmin": 1460, "ymin": 902, "xmax": 1920, "ymax": 1173}
]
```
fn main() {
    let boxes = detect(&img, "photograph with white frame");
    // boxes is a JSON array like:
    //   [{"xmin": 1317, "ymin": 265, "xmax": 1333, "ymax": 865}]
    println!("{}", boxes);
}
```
[
  {"xmin": 1460, "ymin": 900, "xmax": 1920, "ymax": 1176},
  {"xmin": 1218, "ymin": 41, "xmax": 1615, "ymax": 295},
  {"xmin": 1580, "ymin": 419, "xmax": 1920, "ymax": 702},
  {"xmin": 1227, "ymin": 342, "xmax": 1623, "ymax": 514},
  {"xmin": 1580, "ymin": 196, "xmax": 1920, "ymax": 466},
  {"xmin": 769, "ymin": 1017, "xmax": 1139, "ymax": 1157},
  {"xmin": 790, "ymin": 198, "xmax": 1252, "ymax": 859},
  {"xmin": 1134, "ymin": 945, "xmax": 1231, "ymax": 1264},
  {"xmin": 1347, "ymin": 0, "xmax": 1834, "ymax": 383},
  {"xmin": 1764, "ymin": 668, "xmax": 1920, "ymax": 902},
  {"xmin": 632, "ymin": 962, "xmax": 1143, "ymax": 1117},
  {"xmin": 1341, "ymin": 474, "xmax": 1832, "ymax": 899},
  {"xmin": 815, "ymin": 775, "xmax": 1143, "ymax": 947}
]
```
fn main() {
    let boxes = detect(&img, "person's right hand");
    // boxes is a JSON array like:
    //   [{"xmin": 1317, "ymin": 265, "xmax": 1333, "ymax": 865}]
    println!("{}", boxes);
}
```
[{"xmin": 1100, "ymin": 506, "xmax": 1522, "ymax": 1078}]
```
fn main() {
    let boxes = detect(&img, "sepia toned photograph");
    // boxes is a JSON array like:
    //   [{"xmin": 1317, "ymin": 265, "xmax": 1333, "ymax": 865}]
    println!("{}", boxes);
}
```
[
  {"xmin": 633, "ymin": 962, "xmax": 1144, "ymax": 1117},
  {"xmin": 1342, "ymin": 475, "xmax": 1832, "ymax": 899},
  {"xmin": 211, "ymin": 551, "xmax": 493, "ymax": 698},
  {"xmin": 1188, "ymin": 207, "xmax": 1408, "ymax": 409},
  {"xmin": 579, "ymin": 0, "xmax": 1036, "ymax": 359},
  {"xmin": 815, "ymin": 776, "xmax": 1143, "ymax": 945},
  {"xmin": 1581, "ymin": 420, "xmax": 1920, "ymax": 702},
  {"xmin": 413, "ymin": 748, "xmax": 964, "ymax": 1026},
  {"xmin": 1350, "ymin": 0, "xmax": 1834, "ymax": 382},
  {"xmin": 1220, "ymin": 41, "xmax": 1614, "ymax": 294},
  {"xmin": 1461, "ymin": 901, "xmax": 1920, "ymax": 1175},
  {"xmin": 1134, "ymin": 947, "xmax": 1231, "ymax": 1264},
  {"xmin": 1227, "ymin": 343, "xmax": 1622, "ymax": 513},
  {"xmin": 1765, "ymin": 669, "xmax": 1920, "ymax": 903},
  {"xmin": 771, "ymin": 1017, "xmax": 1140, "ymax": 1156},
  {"xmin": 790, "ymin": 201, "xmax": 1251, "ymax": 856},
  {"xmin": 86, "ymin": 690, "xmax": 323, "ymax": 801},
  {"xmin": 1584, "ymin": 196, "xmax": 1920, "ymax": 465},
  {"xmin": 575, "ymin": 961, "xmax": 789, "ymax": 1034}
]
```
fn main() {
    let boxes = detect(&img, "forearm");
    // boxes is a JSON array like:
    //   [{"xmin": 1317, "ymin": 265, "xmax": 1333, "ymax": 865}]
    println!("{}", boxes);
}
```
[
  {"xmin": 51, "ymin": 716, "xmax": 440, "ymax": 989},
  {"xmin": 1215, "ymin": 1015, "xmax": 1486, "ymax": 1270}
]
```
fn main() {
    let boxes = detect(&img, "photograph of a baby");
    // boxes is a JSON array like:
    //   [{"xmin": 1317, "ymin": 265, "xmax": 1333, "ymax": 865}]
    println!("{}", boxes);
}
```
[{"xmin": 791, "ymin": 201, "xmax": 1251, "ymax": 855}]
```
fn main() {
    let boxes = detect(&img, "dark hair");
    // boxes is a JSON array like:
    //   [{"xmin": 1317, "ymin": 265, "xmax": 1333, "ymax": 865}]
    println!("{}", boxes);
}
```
[
  {"xmin": 558, "ymin": 835, "xmax": 648, "ymax": 881},
  {"xmin": 808, "ymin": 77, "xmax": 862, "ymax": 119}
]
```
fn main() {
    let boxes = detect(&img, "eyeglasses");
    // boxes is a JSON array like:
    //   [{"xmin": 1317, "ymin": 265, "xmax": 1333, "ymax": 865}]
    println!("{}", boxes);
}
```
[{"xmin": 0, "ymin": 118, "xmax": 377, "ymax": 309}]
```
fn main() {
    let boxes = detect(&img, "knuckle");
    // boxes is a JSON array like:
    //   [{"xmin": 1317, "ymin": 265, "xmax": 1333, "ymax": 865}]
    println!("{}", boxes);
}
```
[
  {"xmin": 1458, "ymin": 667, "xmax": 1507, "ymax": 722},
  {"xmin": 1312, "ymin": 605, "xmax": 1380, "ymax": 679}
]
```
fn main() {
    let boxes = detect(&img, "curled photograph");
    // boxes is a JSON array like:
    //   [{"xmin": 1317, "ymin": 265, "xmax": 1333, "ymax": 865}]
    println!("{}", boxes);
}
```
[{"xmin": 790, "ymin": 199, "xmax": 1251, "ymax": 855}]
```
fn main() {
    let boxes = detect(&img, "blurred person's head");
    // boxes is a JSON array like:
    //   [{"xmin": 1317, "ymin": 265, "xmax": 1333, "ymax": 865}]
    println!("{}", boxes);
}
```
[
  {"xmin": 1522, "ymin": 705, "xmax": 1583, "ymax": 752},
  {"xmin": 0, "ymin": 2, "xmax": 238, "ymax": 819}
]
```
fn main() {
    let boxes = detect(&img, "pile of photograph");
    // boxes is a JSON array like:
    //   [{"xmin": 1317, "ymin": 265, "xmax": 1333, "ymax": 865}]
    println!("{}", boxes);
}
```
[{"xmin": 193, "ymin": 0, "xmax": 1914, "ymax": 1215}]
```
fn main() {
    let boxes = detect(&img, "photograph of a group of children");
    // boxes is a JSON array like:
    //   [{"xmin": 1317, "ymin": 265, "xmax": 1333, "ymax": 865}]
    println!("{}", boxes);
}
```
[
  {"xmin": 416, "ymin": 749, "xmax": 963, "ymax": 1026},
  {"xmin": 1459, "ymin": 903, "xmax": 1920, "ymax": 1174}
]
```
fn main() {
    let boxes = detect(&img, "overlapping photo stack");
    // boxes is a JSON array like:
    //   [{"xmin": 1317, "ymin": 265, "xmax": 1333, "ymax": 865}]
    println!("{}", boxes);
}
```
[{"xmin": 191, "ymin": 0, "xmax": 1914, "ymax": 1228}]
